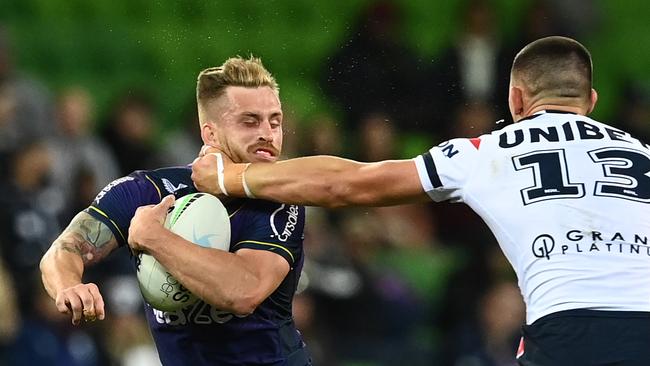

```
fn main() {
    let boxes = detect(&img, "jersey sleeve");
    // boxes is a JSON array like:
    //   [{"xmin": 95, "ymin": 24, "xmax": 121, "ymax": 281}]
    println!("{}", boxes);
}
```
[
  {"xmin": 414, "ymin": 137, "xmax": 483, "ymax": 203},
  {"xmin": 84, "ymin": 173, "xmax": 162, "ymax": 247},
  {"xmin": 233, "ymin": 202, "xmax": 305, "ymax": 268}
]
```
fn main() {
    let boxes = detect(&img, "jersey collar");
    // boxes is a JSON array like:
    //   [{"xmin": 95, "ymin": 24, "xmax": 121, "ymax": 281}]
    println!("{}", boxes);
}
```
[{"xmin": 518, "ymin": 109, "xmax": 577, "ymax": 123}]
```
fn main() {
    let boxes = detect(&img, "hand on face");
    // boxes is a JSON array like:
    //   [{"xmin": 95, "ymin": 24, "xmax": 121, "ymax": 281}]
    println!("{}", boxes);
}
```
[
  {"xmin": 128, "ymin": 195, "xmax": 175, "ymax": 252},
  {"xmin": 198, "ymin": 144, "xmax": 224, "ymax": 158},
  {"xmin": 192, "ymin": 145, "xmax": 234, "ymax": 196}
]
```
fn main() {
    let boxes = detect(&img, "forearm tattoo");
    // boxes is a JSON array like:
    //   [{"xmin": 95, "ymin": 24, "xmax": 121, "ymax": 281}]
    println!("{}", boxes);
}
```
[{"xmin": 55, "ymin": 212, "xmax": 117, "ymax": 265}]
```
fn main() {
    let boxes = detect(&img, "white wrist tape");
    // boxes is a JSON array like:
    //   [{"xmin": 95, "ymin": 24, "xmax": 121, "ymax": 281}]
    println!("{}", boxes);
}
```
[
  {"xmin": 242, "ymin": 163, "xmax": 256, "ymax": 199},
  {"xmin": 211, "ymin": 153, "xmax": 228, "ymax": 196}
]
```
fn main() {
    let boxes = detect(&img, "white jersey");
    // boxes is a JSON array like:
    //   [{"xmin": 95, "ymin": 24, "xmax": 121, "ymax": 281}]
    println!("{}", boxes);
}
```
[{"xmin": 414, "ymin": 111, "xmax": 650, "ymax": 324}]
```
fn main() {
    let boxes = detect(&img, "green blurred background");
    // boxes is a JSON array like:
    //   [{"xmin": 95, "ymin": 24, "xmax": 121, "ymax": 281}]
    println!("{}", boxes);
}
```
[
  {"xmin": 1, "ymin": 1, "xmax": 650, "ymax": 365},
  {"xmin": 2, "ymin": 0, "xmax": 649, "ymax": 136}
]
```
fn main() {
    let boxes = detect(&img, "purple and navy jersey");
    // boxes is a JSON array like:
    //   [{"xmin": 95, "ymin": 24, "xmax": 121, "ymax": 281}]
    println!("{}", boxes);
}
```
[{"xmin": 85, "ymin": 166, "xmax": 310, "ymax": 366}]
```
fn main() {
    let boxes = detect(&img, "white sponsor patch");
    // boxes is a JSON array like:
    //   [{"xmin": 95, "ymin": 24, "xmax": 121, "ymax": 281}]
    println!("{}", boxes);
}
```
[
  {"xmin": 151, "ymin": 301, "xmax": 246, "ymax": 325},
  {"xmin": 94, "ymin": 176, "xmax": 135, "ymax": 203},
  {"xmin": 270, "ymin": 204, "xmax": 300, "ymax": 242},
  {"xmin": 162, "ymin": 178, "xmax": 188, "ymax": 194}
]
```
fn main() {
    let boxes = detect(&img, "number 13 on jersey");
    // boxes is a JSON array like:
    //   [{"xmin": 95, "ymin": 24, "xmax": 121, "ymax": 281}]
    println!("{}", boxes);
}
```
[{"xmin": 513, "ymin": 147, "xmax": 650, "ymax": 205}]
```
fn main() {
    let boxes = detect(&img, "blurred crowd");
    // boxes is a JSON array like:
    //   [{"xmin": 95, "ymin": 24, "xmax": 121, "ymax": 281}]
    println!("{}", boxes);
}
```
[{"xmin": 0, "ymin": 1, "xmax": 649, "ymax": 365}]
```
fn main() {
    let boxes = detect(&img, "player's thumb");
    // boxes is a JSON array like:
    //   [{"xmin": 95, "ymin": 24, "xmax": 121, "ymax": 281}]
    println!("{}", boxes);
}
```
[{"xmin": 158, "ymin": 194, "xmax": 176, "ymax": 213}]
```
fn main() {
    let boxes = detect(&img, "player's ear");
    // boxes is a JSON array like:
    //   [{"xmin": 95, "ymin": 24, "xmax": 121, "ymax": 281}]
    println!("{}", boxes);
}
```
[
  {"xmin": 200, "ymin": 121, "xmax": 219, "ymax": 146},
  {"xmin": 587, "ymin": 88, "xmax": 598, "ymax": 114},
  {"xmin": 509, "ymin": 86, "xmax": 525, "ymax": 122}
]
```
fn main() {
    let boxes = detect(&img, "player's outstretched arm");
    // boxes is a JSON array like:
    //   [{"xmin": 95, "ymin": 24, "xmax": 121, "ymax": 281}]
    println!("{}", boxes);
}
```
[
  {"xmin": 40, "ymin": 211, "xmax": 118, "ymax": 325},
  {"xmin": 192, "ymin": 152, "xmax": 430, "ymax": 208}
]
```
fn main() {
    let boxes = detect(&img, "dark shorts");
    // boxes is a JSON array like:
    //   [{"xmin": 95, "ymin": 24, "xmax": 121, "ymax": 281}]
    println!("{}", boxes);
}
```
[
  {"xmin": 517, "ymin": 309, "xmax": 650, "ymax": 366},
  {"xmin": 286, "ymin": 347, "xmax": 312, "ymax": 366}
]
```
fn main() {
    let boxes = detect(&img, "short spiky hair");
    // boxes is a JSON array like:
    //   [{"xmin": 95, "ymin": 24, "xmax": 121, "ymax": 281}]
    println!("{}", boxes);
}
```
[
  {"xmin": 511, "ymin": 36, "xmax": 592, "ymax": 102},
  {"xmin": 196, "ymin": 56, "xmax": 278, "ymax": 123}
]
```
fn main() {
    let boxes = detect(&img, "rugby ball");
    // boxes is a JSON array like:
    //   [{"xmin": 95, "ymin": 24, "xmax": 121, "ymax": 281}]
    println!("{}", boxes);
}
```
[{"xmin": 136, "ymin": 193, "xmax": 231, "ymax": 311}]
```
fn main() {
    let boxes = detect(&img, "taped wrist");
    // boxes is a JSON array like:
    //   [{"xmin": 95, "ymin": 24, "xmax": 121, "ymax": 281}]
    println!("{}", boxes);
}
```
[
  {"xmin": 212, "ymin": 153, "xmax": 254, "ymax": 198},
  {"xmin": 242, "ymin": 163, "xmax": 256, "ymax": 199},
  {"xmin": 214, "ymin": 153, "xmax": 229, "ymax": 196}
]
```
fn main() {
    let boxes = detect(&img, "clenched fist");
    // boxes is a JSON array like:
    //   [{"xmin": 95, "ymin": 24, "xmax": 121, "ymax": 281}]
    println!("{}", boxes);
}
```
[{"xmin": 191, "ymin": 145, "xmax": 228, "ymax": 195}]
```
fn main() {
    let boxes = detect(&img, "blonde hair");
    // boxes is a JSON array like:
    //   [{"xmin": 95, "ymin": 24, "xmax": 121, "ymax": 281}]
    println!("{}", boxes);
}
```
[{"xmin": 196, "ymin": 56, "xmax": 278, "ymax": 124}]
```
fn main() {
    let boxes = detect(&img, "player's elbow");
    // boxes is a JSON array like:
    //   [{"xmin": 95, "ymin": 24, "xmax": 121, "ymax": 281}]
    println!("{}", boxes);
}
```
[
  {"xmin": 231, "ymin": 301, "xmax": 258, "ymax": 316},
  {"xmin": 38, "ymin": 253, "xmax": 47, "ymax": 273},
  {"xmin": 39, "ymin": 251, "xmax": 58, "ymax": 298},
  {"xmin": 38, "ymin": 256, "xmax": 47, "ymax": 282},
  {"xmin": 39, "ymin": 249, "xmax": 53, "ymax": 275},
  {"xmin": 210, "ymin": 287, "xmax": 264, "ymax": 316},
  {"xmin": 227, "ymin": 293, "xmax": 263, "ymax": 316}
]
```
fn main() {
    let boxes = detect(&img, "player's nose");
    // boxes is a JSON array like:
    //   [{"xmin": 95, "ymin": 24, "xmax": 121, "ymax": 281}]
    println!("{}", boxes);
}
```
[{"xmin": 257, "ymin": 120, "xmax": 274, "ymax": 142}]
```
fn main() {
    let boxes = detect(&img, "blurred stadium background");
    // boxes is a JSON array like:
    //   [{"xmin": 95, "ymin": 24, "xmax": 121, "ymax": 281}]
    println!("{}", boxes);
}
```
[{"xmin": 0, "ymin": 0, "xmax": 649, "ymax": 365}]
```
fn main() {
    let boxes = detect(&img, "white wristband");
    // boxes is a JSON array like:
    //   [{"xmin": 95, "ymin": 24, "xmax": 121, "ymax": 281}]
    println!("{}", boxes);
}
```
[
  {"xmin": 242, "ymin": 163, "xmax": 256, "ymax": 199},
  {"xmin": 211, "ymin": 153, "xmax": 228, "ymax": 196}
]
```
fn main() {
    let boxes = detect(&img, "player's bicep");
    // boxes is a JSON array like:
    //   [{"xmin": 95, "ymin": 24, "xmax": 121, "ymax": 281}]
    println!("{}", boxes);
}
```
[
  {"xmin": 235, "ymin": 248, "xmax": 290, "ymax": 299},
  {"xmin": 351, "ymin": 159, "xmax": 430, "ymax": 206},
  {"xmin": 53, "ymin": 212, "xmax": 119, "ymax": 266}
]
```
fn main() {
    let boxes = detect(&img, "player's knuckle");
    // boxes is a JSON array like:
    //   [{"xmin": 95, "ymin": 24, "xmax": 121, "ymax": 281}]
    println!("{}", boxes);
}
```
[
  {"xmin": 77, "ymin": 289, "xmax": 92, "ymax": 302},
  {"xmin": 197, "ymin": 157, "xmax": 210, "ymax": 170},
  {"xmin": 70, "ymin": 301, "xmax": 83, "ymax": 311},
  {"xmin": 80, "ymin": 294, "xmax": 92, "ymax": 305}
]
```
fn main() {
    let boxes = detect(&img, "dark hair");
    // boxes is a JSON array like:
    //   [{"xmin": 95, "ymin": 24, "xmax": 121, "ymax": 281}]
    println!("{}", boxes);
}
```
[{"xmin": 511, "ymin": 36, "xmax": 592, "ymax": 101}]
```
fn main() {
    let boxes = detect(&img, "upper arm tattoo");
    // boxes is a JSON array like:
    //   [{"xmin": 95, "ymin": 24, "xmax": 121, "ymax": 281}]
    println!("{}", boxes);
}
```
[{"xmin": 53, "ymin": 211, "xmax": 119, "ymax": 265}]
